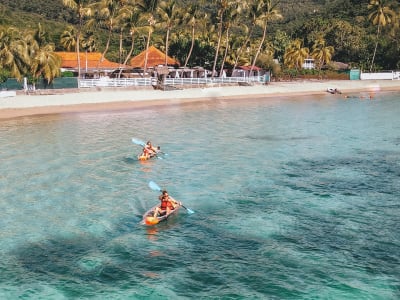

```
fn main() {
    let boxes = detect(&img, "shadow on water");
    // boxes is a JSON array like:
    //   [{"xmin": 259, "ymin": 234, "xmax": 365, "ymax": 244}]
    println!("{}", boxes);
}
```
[
  {"xmin": 243, "ymin": 134, "xmax": 316, "ymax": 142},
  {"xmin": 259, "ymin": 149, "xmax": 400, "ymax": 280},
  {"xmin": 6, "ymin": 211, "xmax": 276, "ymax": 297},
  {"xmin": 9, "ymin": 231, "xmax": 182, "ymax": 297},
  {"xmin": 122, "ymin": 156, "xmax": 137, "ymax": 164},
  {"xmin": 279, "ymin": 149, "xmax": 400, "ymax": 197}
]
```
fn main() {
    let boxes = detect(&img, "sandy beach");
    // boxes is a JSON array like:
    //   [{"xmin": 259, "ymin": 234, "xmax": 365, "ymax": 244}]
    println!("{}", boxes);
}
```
[{"xmin": 1, "ymin": 79, "xmax": 399, "ymax": 119}]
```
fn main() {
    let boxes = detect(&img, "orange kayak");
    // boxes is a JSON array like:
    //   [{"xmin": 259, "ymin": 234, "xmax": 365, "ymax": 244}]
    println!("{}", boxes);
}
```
[{"xmin": 137, "ymin": 153, "xmax": 157, "ymax": 161}]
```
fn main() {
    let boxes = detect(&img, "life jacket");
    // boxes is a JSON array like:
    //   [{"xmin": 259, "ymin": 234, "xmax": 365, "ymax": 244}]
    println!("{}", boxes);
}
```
[{"xmin": 160, "ymin": 199, "xmax": 174, "ymax": 210}]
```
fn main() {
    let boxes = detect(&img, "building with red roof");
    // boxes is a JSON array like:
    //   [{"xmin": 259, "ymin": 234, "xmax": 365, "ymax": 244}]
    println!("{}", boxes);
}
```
[
  {"xmin": 55, "ymin": 52, "xmax": 128, "ymax": 76},
  {"xmin": 129, "ymin": 46, "xmax": 180, "ymax": 68}
]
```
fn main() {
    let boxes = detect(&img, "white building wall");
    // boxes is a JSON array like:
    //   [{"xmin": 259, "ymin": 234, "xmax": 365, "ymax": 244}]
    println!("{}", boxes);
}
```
[
  {"xmin": 302, "ymin": 59, "xmax": 315, "ymax": 69},
  {"xmin": 360, "ymin": 71, "xmax": 395, "ymax": 80}
]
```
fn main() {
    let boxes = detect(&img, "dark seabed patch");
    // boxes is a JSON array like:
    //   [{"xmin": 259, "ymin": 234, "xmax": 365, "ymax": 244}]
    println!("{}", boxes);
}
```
[
  {"xmin": 279, "ymin": 150, "xmax": 400, "ymax": 197},
  {"xmin": 243, "ymin": 134, "xmax": 316, "ymax": 142}
]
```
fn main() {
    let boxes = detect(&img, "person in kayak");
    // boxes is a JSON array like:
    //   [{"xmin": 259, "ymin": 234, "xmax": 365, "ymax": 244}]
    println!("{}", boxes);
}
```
[
  {"xmin": 139, "ymin": 141, "xmax": 159, "ymax": 159},
  {"xmin": 145, "ymin": 141, "xmax": 158, "ymax": 155},
  {"xmin": 153, "ymin": 190, "xmax": 180, "ymax": 217}
]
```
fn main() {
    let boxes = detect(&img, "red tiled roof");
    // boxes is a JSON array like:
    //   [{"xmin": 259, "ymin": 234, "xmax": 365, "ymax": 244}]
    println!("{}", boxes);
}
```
[
  {"xmin": 55, "ymin": 52, "xmax": 126, "ymax": 70},
  {"xmin": 130, "ymin": 46, "xmax": 180, "ymax": 68},
  {"xmin": 238, "ymin": 65, "xmax": 262, "ymax": 71}
]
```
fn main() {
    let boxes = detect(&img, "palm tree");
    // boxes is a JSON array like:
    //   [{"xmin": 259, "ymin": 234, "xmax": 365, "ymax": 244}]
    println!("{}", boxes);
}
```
[
  {"xmin": 367, "ymin": 0, "xmax": 395, "ymax": 71},
  {"xmin": 30, "ymin": 43, "xmax": 61, "ymax": 87},
  {"xmin": 136, "ymin": 0, "xmax": 160, "ymax": 73},
  {"xmin": 250, "ymin": 0, "xmax": 282, "ymax": 75},
  {"xmin": 81, "ymin": 30, "xmax": 97, "ymax": 53},
  {"xmin": 81, "ymin": 30, "xmax": 97, "ymax": 73},
  {"xmin": 310, "ymin": 36, "xmax": 334, "ymax": 73},
  {"xmin": 92, "ymin": 0, "xmax": 127, "ymax": 67},
  {"xmin": 0, "ymin": 27, "xmax": 30, "ymax": 81},
  {"xmin": 181, "ymin": 4, "xmax": 201, "ymax": 68},
  {"xmin": 60, "ymin": 25, "xmax": 77, "ymax": 51},
  {"xmin": 228, "ymin": 24, "xmax": 248, "ymax": 72},
  {"xmin": 144, "ymin": 16, "xmax": 156, "ymax": 73},
  {"xmin": 283, "ymin": 38, "xmax": 309, "ymax": 70},
  {"xmin": 121, "ymin": 8, "xmax": 147, "ymax": 72},
  {"xmin": 219, "ymin": 2, "xmax": 241, "ymax": 76},
  {"xmin": 25, "ymin": 24, "xmax": 61, "ymax": 88},
  {"xmin": 211, "ymin": 0, "xmax": 237, "ymax": 77},
  {"xmin": 157, "ymin": 0, "xmax": 181, "ymax": 66},
  {"xmin": 114, "ymin": 3, "xmax": 134, "ymax": 67},
  {"xmin": 62, "ymin": 0, "xmax": 93, "ymax": 78},
  {"xmin": 232, "ymin": 0, "xmax": 263, "ymax": 73}
]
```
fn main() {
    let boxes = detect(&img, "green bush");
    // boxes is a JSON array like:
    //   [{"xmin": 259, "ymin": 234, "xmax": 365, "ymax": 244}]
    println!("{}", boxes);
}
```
[
  {"xmin": 61, "ymin": 71, "xmax": 74, "ymax": 77},
  {"xmin": 0, "ymin": 69, "xmax": 10, "ymax": 83}
]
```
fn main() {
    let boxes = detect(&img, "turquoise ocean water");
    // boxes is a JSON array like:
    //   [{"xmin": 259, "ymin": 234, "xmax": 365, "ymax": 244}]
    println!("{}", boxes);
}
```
[{"xmin": 0, "ymin": 92, "xmax": 399, "ymax": 299}]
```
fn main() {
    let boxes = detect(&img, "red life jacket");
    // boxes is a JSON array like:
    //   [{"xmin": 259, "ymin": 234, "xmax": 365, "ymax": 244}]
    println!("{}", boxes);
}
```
[{"xmin": 160, "ymin": 199, "xmax": 174, "ymax": 210}]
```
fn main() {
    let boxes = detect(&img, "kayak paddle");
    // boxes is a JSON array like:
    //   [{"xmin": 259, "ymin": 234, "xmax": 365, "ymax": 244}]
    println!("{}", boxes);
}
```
[
  {"xmin": 148, "ymin": 181, "xmax": 194, "ymax": 214},
  {"xmin": 131, "ymin": 137, "xmax": 146, "ymax": 147}
]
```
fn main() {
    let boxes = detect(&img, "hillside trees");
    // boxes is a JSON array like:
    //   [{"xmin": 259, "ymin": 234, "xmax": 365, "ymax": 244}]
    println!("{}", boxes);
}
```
[{"xmin": 2, "ymin": 0, "xmax": 400, "ymax": 79}]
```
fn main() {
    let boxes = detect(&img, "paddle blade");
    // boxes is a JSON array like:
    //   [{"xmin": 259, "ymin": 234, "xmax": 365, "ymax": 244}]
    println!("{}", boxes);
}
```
[
  {"xmin": 182, "ymin": 205, "xmax": 194, "ymax": 214},
  {"xmin": 145, "ymin": 216, "xmax": 159, "ymax": 226},
  {"xmin": 132, "ymin": 138, "xmax": 145, "ymax": 147},
  {"xmin": 148, "ymin": 181, "xmax": 161, "ymax": 192}
]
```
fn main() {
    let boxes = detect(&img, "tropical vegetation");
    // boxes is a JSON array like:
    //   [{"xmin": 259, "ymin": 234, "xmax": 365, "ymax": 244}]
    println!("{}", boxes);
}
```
[{"xmin": 1, "ymin": 0, "xmax": 400, "ymax": 84}]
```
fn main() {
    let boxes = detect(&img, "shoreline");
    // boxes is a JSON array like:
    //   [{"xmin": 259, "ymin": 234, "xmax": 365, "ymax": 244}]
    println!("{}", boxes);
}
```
[{"xmin": 1, "ymin": 79, "xmax": 399, "ymax": 120}]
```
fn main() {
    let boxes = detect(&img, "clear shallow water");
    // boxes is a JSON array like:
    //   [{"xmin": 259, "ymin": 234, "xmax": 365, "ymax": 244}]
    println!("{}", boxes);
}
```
[{"xmin": 0, "ymin": 93, "xmax": 399, "ymax": 299}]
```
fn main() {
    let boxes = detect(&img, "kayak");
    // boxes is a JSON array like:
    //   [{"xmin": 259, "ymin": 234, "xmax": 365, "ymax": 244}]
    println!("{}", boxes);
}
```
[
  {"xmin": 137, "ymin": 153, "xmax": 156, "ymax": 161},
  {"xmin": 137, "ymin": 151, "xmax": 161, "ymax": 161},
  {"xmin": 142, "ymin": 203, "xmax": 182, "ymax": 226}
]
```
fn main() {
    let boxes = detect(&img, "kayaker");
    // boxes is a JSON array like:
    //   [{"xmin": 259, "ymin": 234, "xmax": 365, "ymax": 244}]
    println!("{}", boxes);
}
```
[
  {"xmin": 153, "ymin": 190, "xmax": 180, "ymax": 217},
  {"xmin": 145, "ymin": 141, "xmax": 158, "ymax": 156},
  {"xmin": 139, "ymin": 141, "xmax": 158, "ymax": 159}
]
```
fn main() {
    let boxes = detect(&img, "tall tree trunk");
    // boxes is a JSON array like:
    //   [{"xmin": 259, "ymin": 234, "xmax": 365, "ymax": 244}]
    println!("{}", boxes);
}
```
[
  {"xmin": 212, "ymin": 21, "xmax": 223, "ymax": 78},
  {"xmin": 119, "ymin": 28, "xmax": 123, "ymax": 66},
  {"xmin": 184, "ymin": 25, "xmax": 195, "ymax": 68},
  {"xmin": 76, "ymin": 30, "xmax": 81, "ymax": 79},
  {"xmin": 370, "ymin": 25, "xmax": 380, "ymax": 72},
  {"xmin": 144, "ymin": 30, "xmax": 151, "ymax": 74},
  {"xmin": 219, "ymin": 27, "xmax": 230, "ymax": 77},
  {"xmin": 76, "ymin": 14, "xmax": 83, "ymax": 79},
  {"xmin": 98, "ymin": 27, "xmax": 112, "ymax": 70},
  {"xmin": 119, "ymin": 33, "xmax": 135, "ymax": 78},
  {"xmin": 165, "ymin": 28, "xmax": 170, "ymax": 65},
  {"xmin": 250, "ymin": 22, "xmax": 267, "ymax": 76},
  {"xmin": 233, "ymin": 26, "xmax": 254, "ymax": 73}
]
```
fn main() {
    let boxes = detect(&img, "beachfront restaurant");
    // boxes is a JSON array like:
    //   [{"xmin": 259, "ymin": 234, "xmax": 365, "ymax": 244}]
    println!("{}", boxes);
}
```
[{"xmin": 56, "ymin": 52, "xmax": 128, "ymax": 78}]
